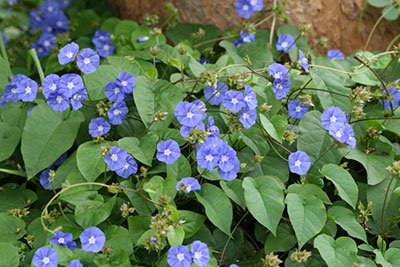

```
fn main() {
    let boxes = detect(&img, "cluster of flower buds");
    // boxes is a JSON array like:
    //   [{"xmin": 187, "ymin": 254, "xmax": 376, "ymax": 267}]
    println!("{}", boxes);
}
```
[
  {"xmin": 387, "ymin": 160, "xmax": 400, "ymax": 176},
  {"xmin": 226, "ymin": 110, "xmax": 244, "ymax": 131},
  {"xmin": 262, "ymin": 252, "xmax": 283, "ymax": 267},
  {"xmin": 358, "ymin": 201, "xmax": 373, "ymax": 231},
  {"xmin": 96, "ymin": 100, "xmax": 112, "ymax": 117},
  {"xmin": 25, "ymin": 235, "xmax": 35, "ymax": 248},
  {"xmin": 143, "ymin": 14, "xmax": 160, "ymax": 26},
  {"xmin": 165, "ymin": 2, "xmax": 179, "ymax": 28},
  {"xmin": 100, "ymin": 144, "xmax": 112, "ymax": 158},
  {"xmin": 225, "ymin": 73, "xmax": 248, "ymax": 89},
  {"xmin": 366, "ymin": 126, "xmax": 382, "ymax": 140},
  {"xmin": 186, "ymin": 126, "xmax": 210, "ymax": 145},
  {"xmin": 120, "ymin": 202, "xmax": 135, "ymax": 218},
  {"xmin": 150, "ymin": 45, "xmax": 160, "ymax": 56},
  {"xmin": 191, "ymin": 28, "xmax": 206, "ymax": 40},
  {"xmin": 351, "ymin": 86, "xmax": 372, "ymax": 118},
  {"xmin": 43, "ymin": 208, "xmax": 61, "ymax": 224},
  {"xmin": 290, "ymin": 250, "xmax": 312, "ymax": 263},
  {"xmin": 259, "ymin": 102, "xmax": 272, "ymax": 113},
  {"xmin": 200, "ymin": 70, "xmax": 217, "ymax": 87},
  {"xmin": 7, "ymin": 207, "xmax": 30, "ymax": 218},
  {"xmin": 154, "ymin": 109, "xmax": 168, "ymax": 122},
  {"xmin": 283, "ymin": 129, "xmax": 298, "ymax": 145}
]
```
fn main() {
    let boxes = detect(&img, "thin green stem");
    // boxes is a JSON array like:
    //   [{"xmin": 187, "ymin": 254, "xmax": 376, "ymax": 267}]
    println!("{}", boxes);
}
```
[
  {"xmin": 29, "ymin": 48, "xmax": 45, "ymax": 83},
  {"xmin": 0, "ymin": 33, "xmax": 12, "ymax": 81},
  {"xmin": 381, "ymin": 175, "xmax": 395, "ymax": 233},
  {"xmin": 269, "ymin": 0, "xmax": 277, "ymax": 46},
  {"xmin": 0, "ymin": 168, "xmax": 27, "ymax": 177}
]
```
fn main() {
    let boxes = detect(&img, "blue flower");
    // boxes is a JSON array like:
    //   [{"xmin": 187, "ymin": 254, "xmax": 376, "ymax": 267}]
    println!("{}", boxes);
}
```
[
  {"xmin": 191, "ymin": 241, "xmax": 210, "ymax": 267},
  {"xmin": 59, "ymin": 74, "xmax": 84, "ymax": 98},
  {"xmin": 299, "ymin": 50, "xmax": 309, "ymax": 73},
  {"xmin": 92, "ymin": 30, "xmax": 111, "ymax": 47},
  {"xmin": 327, "ymin": 49, "xmax": 345, "ymax": 60},
  {"xmin": 269, "ymin": 63, "xmax": 289, "ymax": 80},
  {"xmin": 42, "ymin": 74, "xmax": 60, "ymax": 99},
  {"xmin": 104, "ymin": 146, "xmax": 128, "ymax": 171},
  {"xmin": 32, "ymin": 247, "xmax": 58, "ymax": 267},
  {"xmin": 49, "ymin": 230, "xmax": 73, "ymax": 246},
  {"xmin": 180, "ymin": 122, "xmax": 206, "ymax": 139},
  {"xmin": 167, "ymin": 245, "xmax": 192, "ymax": 267},
  {"xmin": 239, "ymin": 107, "xmax": 257, "ymax": 129},
  {"xmin": 47, "ymin": 89, "xmax": 70, "ymax": 112},
  {"xmin": 66, "ymin": 260, "xmax": 83, "ymax": 267},
  {"xmin": 30, "ymin": 11, "xmax": 43, "ymax": 30},
  {"xmin": 345, "ymin": 124, "xmax": 356, "ymax": 149},
  {"xmin": 89, "ymin": 117, "xmax": 111, "ymax": 138},
  {"xmin": 230, "ymin": 265, "xmax": 240, "ymax": 267},
  {"xmin": 321, "ymin": 106, "xmax": 346, "ymax": 130},
  {"xmin": 108, "ymin": 101, "xmax": 129, "ymax": 125},
  {"xmin": 192, "ymin": 99, "xmax": 207, "ymax": 119},
  {"xmin": 243, "ymin": 85, "xmax": 258, "ymax": 110},
  {"xmin": 40, "ymin": 169, "xmax": 56, "ymax": 190},
  {"xmin": 70, "ymin": 88, "xmax": 87, "ymax": 110},
  {"xmin": 137, "ymin": 36, "xmax": 149, "ymax": 43},
  {"xmin": 116, "ymin": 72, "xmax": 136, "ymax": 94},
  {"xmin": 67, "ymin": 241, "xmax": 78, "ymax": 251},
  {"xmin": 176, "ymin": 177, "xmax": 201, "ymax": 194},
  {"xmin": 44, "ymin": 11, "xmax": 69, "ymax": 32},
  {"xmin": 272, "ymin": 77, "xmax": 291, "ymax": 100},
  {"xmin": 288, "ymin": 100, "xmax": 308, "ymax": 119},
  {"xmin": 32, "ymin": 41, "xmax": 50, "ymax": 57},
  {"xmin": 218, "ymin": 157, "xmax": 240, "ymax": 181},
  {"xmin": 328, "ymin": 123, "xmax": 350, "ymax": 143},
  {"xmin": 38, "ymin": 33, "xmax": 56, "ymax": 51},
  {"xmin": 276, "ymin": 34, "xmax": 296, "ymax": 53},
  {"xmin": 219, "ymin": 142, "xmax": 238, "ymax": 172},
  {"xmin": 250, "ymin": 0, "xmax": 263, "ymax": 11},
  {"xmin": 234, "ymin": 30, "xmax": 255, "ymax": 48},
  {"xmin": 58, "ymin": 42, "xmax": 79, "ymax": 65},
  {"xmin": 16, "ymin": 77, "xmax": 38, "ymax": 102},
  {"xmin": 1, "ymin": 32, "xmax": 7, "ymax": 46},
  {"xmin": 198, "ymin": 58, "xmax": 210, "ymax": 64},
  {"xmin": 380, "ymin": 87, "xmax": 400, "ymax": 110},
  {"xmin": 95, "ymin": 41, "xmax": 115, "ymax": 58},
  {"xmin": 39, "ymin": 0, "xmax": 59, "ymax": 14},
  {"xmin": 207, "ymin": 116, "xmax": 220, "ymax": 137},
  {"xmin": 174, "ymin": 101, "xmax": 204, "ymax": 127},
  {"xmin": 223, "ymin": 90, "xmax": 246, "ymax": 113},
  {"xmin": 52, "ymin": 152, "xmax": 68, "ymax": 166},
  {"xmin": 204, "ymin": 81, "xmax": 228, "ymax": 106},
  {"xmin": 197, "ymin": 139, "xmax": 221, "ymax": 171},
  {"xmin": 59, "ymin": 0, "xmax": 71, "ymax": 9},
  {"xmin": 116, "ymin": 154, "xmax": 138, "ymax": 178},
  {"xmin": 77, "ymin": 48, "xmax": 99, "ymax": 74},
  {"xmin": 235, "ymin": 0, "xmax": 254, "ymax": 19},
  {"xmin": 157, "ymin": 139, "xmax": 181, "ymax": 165},
  {"xmin": 104, "ymin": 81, "xmax": 125, "ymax": 102},
  {"xmin": 2, "ymin": 83, "xmax": 19, "ymax": 102},
  {"xmin": 288, "ymin": 151, "xmax": 311, "ymax": 175},
  {"xmin": 79, "ymin": 226, "xmax": 106, "ymax": 253}
]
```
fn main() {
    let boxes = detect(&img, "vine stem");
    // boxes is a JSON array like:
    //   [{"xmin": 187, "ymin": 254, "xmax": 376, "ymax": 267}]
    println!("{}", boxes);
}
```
[
  {"xmin": 309, "ymin": 64, "xmax": 370, "ymax": 75},
  {"xmin": 192, "ymin": 35, "xmax": 236, "ymax": 49},
  {"xmin": 40, "ymin": 182, "xmax": 163, "ymax": 234},
  {"xmin": 381, "ymin": 175, "xmax": 396, "ymax": 233},
  {"xmin": 269, "ymin": 0, "xmax": 277, "ymax": 46},
  {"xmin": 350, "ymin": 116, "xmax": 400, "ymax": 124},
  {"xmin": 218, "ymin": 211, "xmax": 249, "ymax": 266}
]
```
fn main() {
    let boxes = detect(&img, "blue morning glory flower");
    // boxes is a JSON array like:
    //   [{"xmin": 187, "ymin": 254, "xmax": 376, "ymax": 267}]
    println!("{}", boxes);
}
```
[
  {"xmin": 223, "ymin": 90, "xmax": 246, "ymax": 113},
  {"xmin": 328, "ymin": 122, "xmax": 350, "ymax": 143},
  {"xmin": 197, "ymin": 140, "xmax": 221, "ymax": 171},
  {"xmin": 243, "ymin": 85, "xmax": 258, "ymax": 110},
  {"xmin": 40, "ymin": 169, "xmax": 56, "ymax": 190},
  {"xmin": 77, "ymin": 48, "xmax": 99, "ymax": 74},
  {"xmin": 250, "ymin": 0, "xmax": 263, "ymax": 11},
  {"xmin": 79, "ymin": 226, "xmax": 106, "ymax": 253},
  {"xmin": 39, "ymin": 0, "xmax": 59, "ymax": 13},
  {"xmin": 2, "ymin": 83, "xmax": 19, "ymax": 102},
  {"xmin": 345, "ymin": 124, "xmax": 356, "ymax": 149},
  {"xmin": 269, "ymin": 62, "xmax": 290, "ymax": 80},
  {"xmin": 58, "ymin": 42, "xmax": 79, "ymax": 65},
  {"xmin": 49, "ymin": 230, "xmax": 73, "ymax": 246},
  {"xmin": 32, "ymin": 247, "xmax": 58, "ymax": 267},
  {"xmin": 70, "ymin": 88, "xmax": 87, "ymax": 110},
  {"xmin": 66, "ymin": 260, "xmax": 83, "ymax": 267},
  {"xmin": 67, "ymin": 241, "xmax": 78, "ymax": 251},
  {"xmin": 47, "ymin": 89, "xmax": 70, "ymax": 112},
  {"xmin": 272, "ymin": 78, "xmax": 291, "ymax": 100},
  {"xmin": 239, "ymin": 107, "xmax": 257, "ymax": 129},
  {"xmin": 104, "ymin": 81, "xmax": 125, "ymax": 102},
  {"xmin": 167, "ymin": 245, "xmax": 192, "ymax": 267},
  {"xmin": 235, "ymin": 0, "xmax": 254, "ymax": 19},
  {"xmin": 116, "ymin": 72, "xmax": 136, "ymax": 94},
  {"xmin": 288, "ymin": 151, "xmax": 311, "ymax": 175},
  {"xmin": 321, "ymin": 106, "xmax": 347, "ymax": 130},
  {"xmin": 198, "ymin": 58, "xmax": 210, "ymax": 64},
  {"xmin": 59, "ymin": 0, "xmax": 70, "ymax": 9},
  {"xmin": 116, "ymin": 154, "xmax": 138, "ymax": 178},
  {"xmin": 32, "ymin": 41, "xmax": 50, "ymax": 57},
  {"xmin": 137, "ymin": 36, "xmax": 149, "ymax": 43},
  {"xmin": 288, "ymin": 100, "xmax": 308, "ymax": 119},
  {"xmin": 38, "ymin": 33, "xmax": 56, "ymax": 51},
  {"xmin": 276, "ymin": 34, "xmax": 296, "ymax": 53},
  {"xmin": 230, "ymin": 265, "xmax": 240, "ymax": 267},
  {"xmin": 46, "ymin": 11, "xmax": 69, "ymax": 32},
  {"xmin": 16, "ymin": 77, "xmax": 38, "ymax": 102},
  {"xmin": 180, "ymin": 122, "xmax": 206, "ymax": 139},
  {"xmin": 218, "ymin": 157, "xmax": 240, "ymax": 181},
  {"xmin": 204, "ymin": 81, "xmax": 228, "ymax": 106},
  {"xmin": 59, "ymin": 73, "xmax": 84, "ymax": 98},
  {"xmin": 95, "ymin": 41, "xmax": 115, "ymax": 58},
  {"xmin": 299, "ymin": 50, "xmax": 309, "ymax": 73},
  {"xmin": 89, "ymin": 117, "xmax": 111, "ymax": 138},
  {"xmin": 42, "ymin": 74, "xmax": 60, "ymax": 99},
  {"xmin": 156, "ymin": 139, "xmax": 181, "ymax": 165},
  {"xmin": 104, "ymin": 147, "xmax": 128, "ymax": 171},
  {"xmin": 380, "ymin": 87, "xmax": 400, "ymax": 110},
  {"xmin": 327, "ymin": 49, "xmax": 345, "ymax": 60},
  {"xmin": 192, "ymin": 99, "xmax": 207, "ymax": 120},
  {"xmin": 234, "ymin": 30, "xmax": 255, "ymax": 48},
  {"xmin": 174, "ymin": 101, "xmax": 204, "ymax": 127},
  {"xmin": 207, "ymin": 116, "xmax": 220, "ymax": 137},
  {"xmin": 191, "ymin": 241, "xmax": 210, "ymax": 267},
  {"xmin": 108, "ymin": 101, "xmax": 129, "ymax": 125},
  {"xmin": 1, "ymin": 32, "xmax": 7, "ymax": 46},
  {"xmin": 30, "ymin": 11, "xmax": 43, "ymax": 30},
  {"xmin": 218, "ymin": 142, "xmax": 238, "ymax": 172},
  {"xmin": 51, "ymin": 152, "xmax": 68, "ymax": 167},
  {"xmin": 176, "ymin": 177, "xmax": 201, "ymax": 194},
  {"xmin": 92, "ymin": 30, "xmax": 111, "ymax": 47}
]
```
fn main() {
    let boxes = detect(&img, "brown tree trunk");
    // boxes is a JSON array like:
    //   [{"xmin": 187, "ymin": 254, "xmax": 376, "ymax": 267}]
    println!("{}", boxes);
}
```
[{"xmin": 110, "ymin": 0, "xmax": 400, "ymax": 55}]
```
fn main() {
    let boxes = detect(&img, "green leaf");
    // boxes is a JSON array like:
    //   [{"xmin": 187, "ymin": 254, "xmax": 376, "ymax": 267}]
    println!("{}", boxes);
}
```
[
  {"xmin": 384, "ymin": 248, "xmax": 400, "ymax": 266},
  {"xmin": 240, "ymin": 126, "xmax": 269, "ymax": 156},
  {"xmin": 166, "ymin": 23, "xmax": 220, "ymax": 50},
  {"xmin": 0, "ymin": 186, "xmax": 37, "ymax": 212},
  {"xmin": 93, "ymin": 248, "xmax": 131, "ymax": 267},
  {"xmin": 270, "ymin": 115, "xmax": 288, "ymax": 141},
  {"xmin": 237, "ymin": 30, "xmax": 274, "ymax": 68},
  {"xmin": 1, "ymin": 101, "xmax": 31, "ymax": 129},
  {"xmin": 286, "ymin": 194, "xmax": 326, "ymax": 248},
  {"xmin": 0, "ymin": 213, "xmax": 26, "ymax": 242},
  {"xmin": 178, "ymin": 210, "xmax": 206, "ymax": 239},
  {"xmin": 21, "ymin": 104, "xmax": 84, "ymax": 179},
  {"xmin": 167, "ymin": 225, "xmax": 185, "ymax": 246},
  {"xmin": 0, "ymin": 122, "xmax": 21, "ymax": 161},
  {"xmin": 167, "ymin": 155, "xmax": 190, "ymax": 179},
  {"xmin": 114, "ymin": 20, "xmax": 139, "ymax": 38},
  {"xmin": 264, "ymin": 223, "xmax": 297, "ymax": 254},
  {"xmin": 368, "ymin": 0, "xmax": 391, "ymax": 8},
  {"xmin": 328, "ymin": 206, "xmax": 367, "ymax": 243},
  {"xmin": 242, "ymin": 176, "xmax": 285, "ymax": 235},
  {"xmin": 118, "ymin": 134, "xmax": 159, "ymax": 166},
  {"xmin": 287, "ymin": 184, "xmax": 331, "ymax": 204},
  {"xmin": 195, "ymin": 184, "xmax": 232, "ymax": 236},
  {"xmin": 75, "ymin": 196, "xmax": 116, "ymax": 228},
  {"xmin": 260, "ymin": 114, "xmax": 282, "ymax": 143},
  {"xmin": 100, "ymin": 17, "xmax": 121, "ymax": 32},
  {"xmin": 120, "ymin": 180, "xmax": 156, "ymax": 215},
  {"xmin": 321, "ymin": 164, "xmax": 358, "ymax": 209},
  {"xmin": 131, "ymin": 25, "xmax": 166, "ymax": 50},
  {"xmin": 314, "ymin": 234, "xmax": 358, "ymax": 267},
  {"xmin": 77, "ymin": 141, "xmax": 111, "ymax": 182},
  {"xmin": 0, "ymin": 242, "xmax": 19, "ymax": 266},
  {"xmin": 220, "ymin": 180, "xmax": 246, "ymax": 209},
  {"xmin": 104, "ymin": 225, "xmax": 133, "ymax": 255},
  {"xmin": 127, "ymin": 215, "xmax": 151, "ymax": 244}
]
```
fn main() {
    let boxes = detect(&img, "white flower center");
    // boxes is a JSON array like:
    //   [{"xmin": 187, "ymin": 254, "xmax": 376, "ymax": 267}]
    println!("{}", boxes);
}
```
[
  {"xmin": 67, "ymin": 82, "xmax": 74, "ymax": 89},
  {"xmin": 164, "ymin": 149, "xmax": 171, "ymax": 156},
  {"xmin": 274, "ymin": 72, "xmax": 282, "ymax": 79},
  {"xmin": 42, "ymin": 257, "xmax": 50, "ymax": 264},
  {"xmin": 58, "ymin": 237, "xmax": 65, "ymax": 244},
  {"xmin": 186, "ymin": 184, "xmax": 192, "ymax": 192},
  {"xmin": 206, "ymin": 154, "xmax": 214, "ymax": 161},
  {"xmin": 73, "ymin": 93, "xmax": 81, "ymax": 100},
  {"xmin": 243, "ymin": 36, "xmax": 250, "ymax": 43},
  {"xmin": 113, "ymin": 108, "xmax": 121, "ymax": 115},
  {"xmin": 295, "ymin": 160, "xmax": 301, "ymax": 167},
  {"xmin": 281, "ymin": 41, "xmax": 288, "ymax": 48},
  {"xmin": 243, "ymin": 4, "xmax": 249, "ymax": 10},
  {"xmin": 57, "ymin": 21, "xmax": 63, "ymax": 27},
  {"xmin": 251, "ymin": 0, "xmax": 257, "ymax": 5},
  {"xmin": 111, "ymin": 154, "xmax": 118, "ymax": 161},
  {"xmin": 56, "ymin": 95, "xmax": 63, "ymax": 103},
  {"xmin": 302, "ymin": 58, "xmax": 308, "ymax": 64},
  {"xmin": 186, "ymin": 112, "xmax": 193, "ymax": 118},
  {"xmin": 48, "ymin": 6, "xmax": 53, "ymax": 12},
  {"xmin": 88, "ymin": 235, "xmax": 96, "ymax": 244},
  {"xmin": 114, "ymin": 87, "xmax": 120, "ymax": 94},
  {"xmin": 244, "ymin": 96, "xmax": 251, "ymax": 102},
  {"xmin": 44, "ymin": 41, "xmax": 50, "ymax": 47},
  {"xmin": 231, "ymin": 98, "xmax": 238, "ymax": 104},
  {"xmin": 25, "ymin": 86, "xmax": 31, "ymax": 94},
  {"xmin": 221, "ymin": 155, "xmax": 229, "ymax": 162},
  {"xmin": 39, "ymin": 47, "xmax": 44, "ymax": 53},
  {"xmin": 104, "ymin": 44, "xmax": 109, "ymax": 50},
  {"xmin": 50, "ymin": 83, "xmax": 57, "ymax": 90},
  {"xmin": 177, "ymin": 253, "xmax": 185, "ymax": 261},
  {"xmin": 336, "ymin": 130, "xmax": 343, "ymax": 138},
  {"xmin": 124, "ymin": 162, "xmax": 129, "ymax": 169},
  {"xmin": 98, "ymin": 125, "xmax": 104, "ymax": 132},
  {"xmin": 295, "ymin": 106, "xmax": 302, "ymax": 112},
  {"xmin": 194, "ymin": 252, "xmax": 202, "ymax": 260},
  {"xmin": 121, "ymin": 81, "xmax": 128, "ymax": 86},
  {"xmin": 330, "ymin": 115, "xmax": 337, "ymax": 122},
  {"xmin": 47, "ymin": 26, "xmax": 52, "ymax": 32},
  {"xmin": 11, "ymin": 88, "xmax": 17, "ymax": 94},
  {"xmin": 83, "ymin": 58, "xmax": 91, "ymax": 64},
  {"xmin": 243, "ymin": 113, "xmax": 249, "ymax": 119},
  {"xmin": 66, "ymin": 51, "xmax": 73, "ymax": 58}
]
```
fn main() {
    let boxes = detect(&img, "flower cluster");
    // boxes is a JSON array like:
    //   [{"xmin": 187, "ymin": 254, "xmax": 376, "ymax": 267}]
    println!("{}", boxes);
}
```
[
  {"xmin": 167, "ymin": 241, "xmax": 210, "ymax": 267},
  {"xmin": 288, "ymin": 99, "xmax": 309, "ymax": 119},
  {"xmin": 276, "ymin": 34, "xmax": 296, "ymax": 53},
  {"xmin": 321, "ymin": 106, "xmax": 356, "ymax": 148},
  {"xmin": 269, "ymin": 63, "xmax": 291, "ymax": 99},
  {"xmin": 235, "ymin": 0, "xmax": 263, "ymax": 19},
  {"xmin": 92, "ymin": 30, "xmax": 115, "ymax": 58},
  {"xmin": 0, "ymin": 74, "xmax": 37, "ymax": 107},
  {"xmin": 32, "ymin": 226, "xmax": 105, "ymax": 267},
  {"xmin": 104, "ymin": 146, "xmax": 138, "ymax": 178},
  {"xmin": 176, "ymin": 177, "xmax": 201, "ymax": 193},
  {"xmin": 327, "ymin": 49, "xmax": 345, "ymax": 60},
  {"xmin": 380, "ymin": 87, "xmax": 400, "ymax": 110},
  {"xmin": 234, "ymin": 30, "xmax": 255, "ymax": 48}
]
